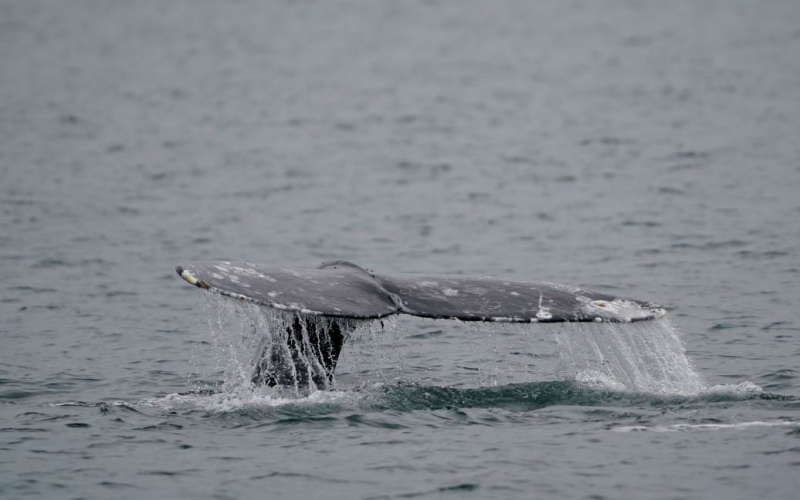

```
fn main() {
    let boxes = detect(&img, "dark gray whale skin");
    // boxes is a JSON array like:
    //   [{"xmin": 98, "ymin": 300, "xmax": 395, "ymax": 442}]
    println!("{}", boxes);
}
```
[
  {"xmin": 176, "ymin": 260, "xmax": 666, "ymax": 388},
  {"xmin": 176, "ymin": 260, "xmax": 666, "ymax": 324}
]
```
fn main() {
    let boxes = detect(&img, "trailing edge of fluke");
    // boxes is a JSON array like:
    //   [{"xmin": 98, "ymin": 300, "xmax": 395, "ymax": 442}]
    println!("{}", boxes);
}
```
[{"xmin": 175, "ymin": 260, "xmax": 666, "ymax": 324}]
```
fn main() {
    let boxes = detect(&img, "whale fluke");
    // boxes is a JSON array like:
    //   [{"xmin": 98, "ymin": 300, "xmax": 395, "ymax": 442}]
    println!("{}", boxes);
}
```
[
  {"xmin": 176, "ymin": 260, "xmax": 666, "ymax": 324},
  {"xmin": 176, "ymin": 260, "xmax": 666, "ymax": 389}
]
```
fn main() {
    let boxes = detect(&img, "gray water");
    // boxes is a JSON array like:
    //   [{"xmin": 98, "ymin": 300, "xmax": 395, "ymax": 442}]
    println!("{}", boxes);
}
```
[{"xmin": 2, "ymin": 0, "xmax": 800, "ymax": 498}]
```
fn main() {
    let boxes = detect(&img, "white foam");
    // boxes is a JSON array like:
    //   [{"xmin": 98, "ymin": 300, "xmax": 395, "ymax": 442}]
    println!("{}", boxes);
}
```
[
  {"xmin": 142, "ymin": 391, "xmax": 361, "ymax": 413},
  {"xmin": 573, "ymin": 370, "xmax": 627, "ymax": 391},
  {"xmin": 138, "ymin": 388, "xmax": 362, "ymax": 413},
  {"xmin": 613, "ymin": 420, "xmax": 799, "ymax": 433},
  {"xmin": 703, "ymin": 380, "xmax": 764, "ymax": 396}
]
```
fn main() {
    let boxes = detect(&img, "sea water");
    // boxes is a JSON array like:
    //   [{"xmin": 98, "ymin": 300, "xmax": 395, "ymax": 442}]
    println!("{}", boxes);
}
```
[{"xmin": 3, "ymin": 1, "xmax": 800, "ymax": 498}]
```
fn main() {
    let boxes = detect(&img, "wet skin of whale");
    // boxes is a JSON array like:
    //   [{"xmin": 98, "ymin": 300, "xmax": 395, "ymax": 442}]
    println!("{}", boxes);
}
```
[{"xmin": 176, "ymin": 260, "xmax": 666, "ymax": 388}]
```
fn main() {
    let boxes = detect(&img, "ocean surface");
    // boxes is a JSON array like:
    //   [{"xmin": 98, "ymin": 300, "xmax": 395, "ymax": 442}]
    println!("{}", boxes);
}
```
[{"xmin": 2, "ymin": 1, "xmax": 800, "ymax": 498}]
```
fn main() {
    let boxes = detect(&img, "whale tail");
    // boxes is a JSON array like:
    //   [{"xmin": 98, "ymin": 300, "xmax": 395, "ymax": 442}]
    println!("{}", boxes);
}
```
[{"xmin": 177, "ymin": 260, "xmax": 666, "ymax": 388}]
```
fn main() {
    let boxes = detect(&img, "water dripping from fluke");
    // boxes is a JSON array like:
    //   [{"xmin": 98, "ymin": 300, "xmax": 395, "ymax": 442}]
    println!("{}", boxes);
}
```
[
  {"xmin": 548, "ymin": 317, "xmax": 710, "ymax": 395},
  {"xmin": 195, "ymin": 294, "xmax": 393, "ymax": 401},
  {"xmin": 194, "ymin": 294, "xmax": 725, "ymax": 402}
]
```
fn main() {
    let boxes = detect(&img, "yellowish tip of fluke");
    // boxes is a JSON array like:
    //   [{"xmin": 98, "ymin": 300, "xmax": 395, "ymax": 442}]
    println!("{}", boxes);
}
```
[{"xmin": 180, "ymin": 269, "xmax": 198, "ymax": 285}]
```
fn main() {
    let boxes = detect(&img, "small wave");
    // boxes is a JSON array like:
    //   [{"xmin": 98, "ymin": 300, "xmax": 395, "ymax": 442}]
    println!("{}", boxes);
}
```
[
  {"xmin": 369, "ymin": 380, "xmax": 786, "ymax": 413},
  {"xmin": 573, "ymin": 374, "xmax": 766, "ymax": 399},
  {"xmin": 613, "ymin": 420, "xmax": 800, "ymax": 433},
  {"xmin": 49, "ymin": 401, "xmax": 96, "ymax": 407},
  {"xmin": 139, "ymin": 381, "xmax": 603, "ymax": 415},
  {"xmin": 137, "ymin": 379, "xmax": 783, "ymax": 417},
  {"xmin": 702, "ymin": 381, "xmax": 764, "ymax": 396},
  {"xmin": 138, "ymin": 387, "xmax": 363, "ymax": 413}
]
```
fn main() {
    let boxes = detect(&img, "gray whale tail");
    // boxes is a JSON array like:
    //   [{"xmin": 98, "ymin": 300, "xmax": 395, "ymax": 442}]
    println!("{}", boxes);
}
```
[{"xmin": 176, "ymin": 260, "xmax": 666, "ymax": 388}]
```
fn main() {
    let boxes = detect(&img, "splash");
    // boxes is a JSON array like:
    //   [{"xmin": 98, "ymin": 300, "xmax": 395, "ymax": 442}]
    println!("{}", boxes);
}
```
[
  {"xmin": 192, "ymin": 295, "xmax": 748, "ymax": 399},
  {"xmin": 548, "ymin": 317, "xmax": 709, "ymax": 395},
  {"xmin": 192, "ymin": 294, "xmax": 393, "ymax": 399}
]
